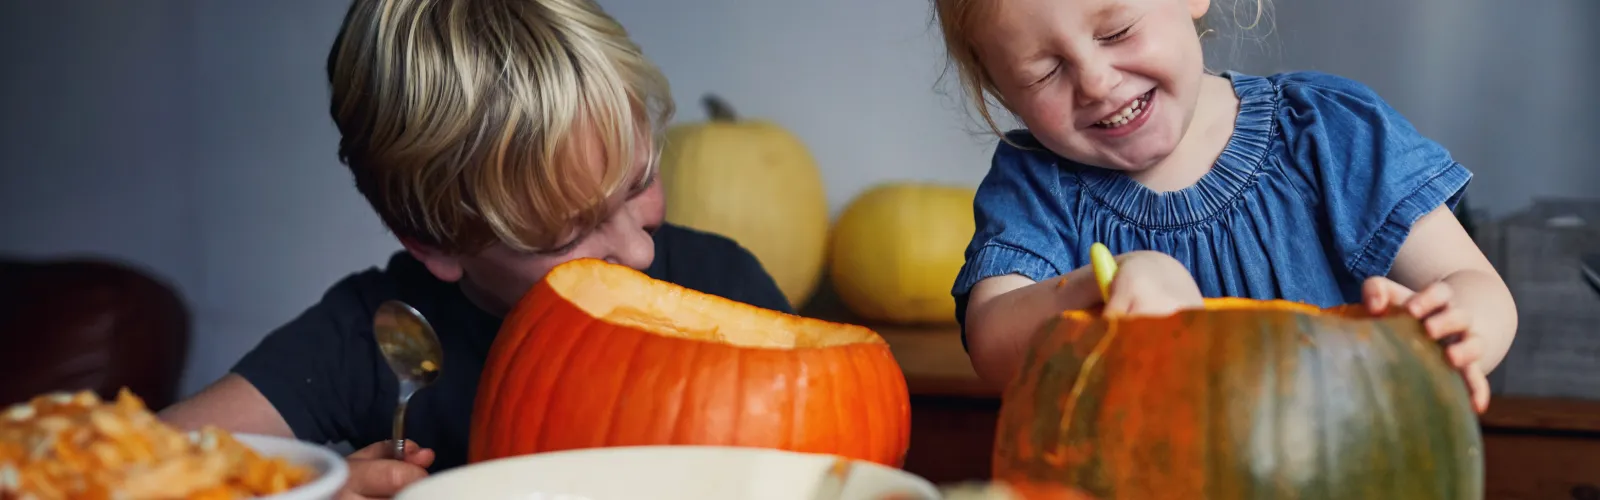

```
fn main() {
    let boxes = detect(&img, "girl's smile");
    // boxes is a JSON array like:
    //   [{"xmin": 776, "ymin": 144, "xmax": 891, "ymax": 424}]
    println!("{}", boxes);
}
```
[
  {"xmin": 1089, "ymin": 89, "xmax": 1155, "ymax": 138},
  {"xmin": 971, "ymin": 0, "xmax": 1218, "ymax": 179}
]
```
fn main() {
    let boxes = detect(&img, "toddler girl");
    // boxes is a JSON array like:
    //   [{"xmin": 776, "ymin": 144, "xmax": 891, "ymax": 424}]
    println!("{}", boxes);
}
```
[{"xmin": 935, "ymin": 0, "xmax": 1516, "ymax": 412}]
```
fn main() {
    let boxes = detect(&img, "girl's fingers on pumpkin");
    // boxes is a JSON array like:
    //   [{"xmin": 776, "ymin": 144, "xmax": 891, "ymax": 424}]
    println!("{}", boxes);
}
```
[
  {"xmin": 1103, "ymin": 290, "xmax": 1133, "ymax": 316},
  {"xmin": 1424, "ymin": 308, "xmax": 1472, "ymax": 342},
  {"xmin": 1404, "ymin": 282, "xmax": 1454, "ymax": 318},
  {"xmin": 1465, "ymin": 364, "xmax": 1491, "ymax": 414},
  {"xmin": 1361, "ymin": 277, "xmax": 1412, "ymax": 314},
  {"xmin": 1445, "ymin": 334, "xmax": 1484, "ymax": 367}
]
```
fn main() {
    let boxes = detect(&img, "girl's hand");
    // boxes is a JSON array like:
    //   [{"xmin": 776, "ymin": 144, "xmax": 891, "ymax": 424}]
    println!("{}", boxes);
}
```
[
  {"xmin": 1363, "ymin": 276, "xmax": 1491, "ymax": 414},
  {"xmin": 1100, "ymin": 251, "xmax": 1205, "ymax": 317}
]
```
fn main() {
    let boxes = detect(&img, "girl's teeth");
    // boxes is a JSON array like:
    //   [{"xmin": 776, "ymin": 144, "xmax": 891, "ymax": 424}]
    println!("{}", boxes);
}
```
[{"xmin": 1097, "ymin": 94, "xmax": 1149, "ymax": 128}]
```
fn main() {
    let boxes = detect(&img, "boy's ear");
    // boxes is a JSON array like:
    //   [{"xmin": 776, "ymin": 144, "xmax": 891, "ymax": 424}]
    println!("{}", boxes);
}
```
[
  {"xmin": 1188, "ymin": 0, "xmax": 1211, "ymax": 20},
  {"xmin": 400, "ymin": 237, "xmax": 465, "ymax": 283}
]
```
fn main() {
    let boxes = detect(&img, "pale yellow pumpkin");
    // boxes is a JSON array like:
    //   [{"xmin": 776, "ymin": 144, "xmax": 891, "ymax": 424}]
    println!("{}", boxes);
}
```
[
  {"xmin": 828, "ymin": 183, "xmax": 977, "ymax": 325},
  {"xmin": 659, "ymin": 95, "xmax": 830, "ymax": 309}
]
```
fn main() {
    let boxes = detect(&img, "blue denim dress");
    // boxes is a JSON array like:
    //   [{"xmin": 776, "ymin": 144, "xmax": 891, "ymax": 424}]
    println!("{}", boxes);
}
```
[{"xmin": 950, "ymin": 71, "xmax": 1472, "ymax": 341}]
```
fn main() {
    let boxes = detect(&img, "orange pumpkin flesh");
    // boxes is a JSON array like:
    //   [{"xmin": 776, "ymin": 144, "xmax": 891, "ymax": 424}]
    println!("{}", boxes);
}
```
[
  {"xmin": 469, "ymin": 258, "xmax": 912, "ymax": 467},
  {"xmin": 994, "ymin": 298, "xmax": 1483, "ymax": 499}
]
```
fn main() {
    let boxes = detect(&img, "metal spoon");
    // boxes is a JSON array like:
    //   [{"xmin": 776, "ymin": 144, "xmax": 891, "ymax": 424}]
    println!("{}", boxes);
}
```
[{"xmin": 373, "ymin": 300, "xmax": 445, "ymax": 460}]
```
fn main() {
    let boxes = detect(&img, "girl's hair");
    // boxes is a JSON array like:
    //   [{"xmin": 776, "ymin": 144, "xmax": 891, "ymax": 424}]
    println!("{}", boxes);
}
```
[
  {"xmin": 932, "ymin": 0, "xmax": 1273, "ymax": 138},
  {"xmin": 327, "ymin": 0, "xmax": 675, "ymax": 254}
]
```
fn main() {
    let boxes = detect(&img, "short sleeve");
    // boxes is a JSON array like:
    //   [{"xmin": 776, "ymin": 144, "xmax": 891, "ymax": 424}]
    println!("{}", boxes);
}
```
[
  {"xmin": 229, "ymin": 281, "xmax": 383, "ymax": 445},
  {"xmin": 1276, "ymin": 72, "xmax": 1472, "ymax": 279},
  {"xmin": 950, "ymin": 136, "xmax": 1076, "ymax": 330}
]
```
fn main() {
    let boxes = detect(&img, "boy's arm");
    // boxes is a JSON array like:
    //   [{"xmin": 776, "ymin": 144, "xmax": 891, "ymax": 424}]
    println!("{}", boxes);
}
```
[
  {"xmin": 1387, "ymin": 206, "xmax": 1517, "ymax": 372},
  {"xmin": 158, "ymin": 374, "xmax": 294, "ymax": 436},
  {"xmin": 161, "ymin": 286, "xmax": 385, "ymax": 446},
  {"xmin": 160, "ymin": 374, "xmax": 436, "ymax": 498}
]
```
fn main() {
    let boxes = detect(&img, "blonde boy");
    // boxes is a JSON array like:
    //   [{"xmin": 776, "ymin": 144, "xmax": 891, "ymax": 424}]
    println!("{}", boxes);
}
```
[{"xmin": 160, "ymin": 0, "xmax": 790, "ymax": 497}]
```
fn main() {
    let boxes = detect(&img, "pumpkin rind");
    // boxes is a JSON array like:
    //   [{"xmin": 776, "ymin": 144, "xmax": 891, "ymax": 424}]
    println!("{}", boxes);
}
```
[
  {"xmin": 993, "ymin": 299, "xmax": 1484, "ymax": 499},
  {"xmin": 469, "ymin": 259, "xmax": 912, "ymax": 467}
]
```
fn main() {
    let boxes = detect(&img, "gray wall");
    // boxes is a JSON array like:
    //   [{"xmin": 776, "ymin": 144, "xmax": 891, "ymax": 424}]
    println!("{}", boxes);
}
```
[{"xmin": 2, "ymin": 0, "xmax": 1594, "ymax": 397}]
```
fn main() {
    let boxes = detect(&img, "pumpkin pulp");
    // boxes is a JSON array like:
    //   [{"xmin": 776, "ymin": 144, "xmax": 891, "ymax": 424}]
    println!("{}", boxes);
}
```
[
  {"xmin": 994, "ymin": 298, "xmax": 1484, "ymax": 499},
  {"xmin": 545, "ymin": 260, "xmax": 881, "ymax": 349},
  {"xmin": 469, "ymin": 259, "xmax": 912, "ymax": 467}
]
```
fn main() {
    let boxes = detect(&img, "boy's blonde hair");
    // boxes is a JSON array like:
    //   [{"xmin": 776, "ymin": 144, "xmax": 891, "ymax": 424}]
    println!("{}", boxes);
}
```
[
  {"xmin": 932, "ymin": 0, "xmax": 1270, "ymax": 138},
  {"xmin": 328, "ymin": 0, "xmax": 674, "ymax": 254}
]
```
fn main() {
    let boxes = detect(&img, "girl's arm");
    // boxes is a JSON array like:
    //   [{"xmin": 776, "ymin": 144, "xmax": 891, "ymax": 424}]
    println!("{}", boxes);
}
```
[
  {"xmin": 964, "ymin": 251, "xmax": 1205, "ymax": 389},
  {"xmin": 964, "ymin": 267, "xmax": 1101, "ymax": 388},
  {"xmin": 1385, "ymin": 206, "xmax": 1518, "ymax": 372}
]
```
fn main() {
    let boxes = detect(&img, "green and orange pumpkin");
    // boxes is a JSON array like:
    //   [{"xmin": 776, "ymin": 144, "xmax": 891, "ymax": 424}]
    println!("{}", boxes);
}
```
[
  {"xmin": 468, "ymin": 258, "xmax": 912, "ymax": 467},
  {"xmin": 993, "ymin": 298, "xmax": 1484, "ymax": 499}
]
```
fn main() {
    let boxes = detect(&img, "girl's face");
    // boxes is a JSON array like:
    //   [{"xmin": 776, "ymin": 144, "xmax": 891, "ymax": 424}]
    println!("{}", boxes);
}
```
[{"xmin": 974, "ymin": 0, "xmax": 1212, "ymax": 174}]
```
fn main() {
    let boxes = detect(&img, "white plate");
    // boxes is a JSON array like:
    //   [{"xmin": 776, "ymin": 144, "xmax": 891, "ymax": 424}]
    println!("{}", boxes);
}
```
[
  {"xmin": 396, "ymin": 446, "xmax": 938, "ymax": 500},
  {"xmin": 235, "ymin": 433, "xmax": 350, "ymax": 500}
]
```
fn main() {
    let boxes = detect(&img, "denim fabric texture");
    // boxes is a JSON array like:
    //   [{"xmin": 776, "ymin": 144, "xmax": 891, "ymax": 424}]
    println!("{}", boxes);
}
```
[{"xmin": 951, "ymin": 71, "xmax": 1472, "ymax": 346}]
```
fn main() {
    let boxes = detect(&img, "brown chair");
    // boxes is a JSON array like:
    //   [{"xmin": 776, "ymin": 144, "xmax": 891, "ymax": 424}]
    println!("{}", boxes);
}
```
[{"xmin": 0, "ymin": 256, "xmax": 190, "ymax": 411}]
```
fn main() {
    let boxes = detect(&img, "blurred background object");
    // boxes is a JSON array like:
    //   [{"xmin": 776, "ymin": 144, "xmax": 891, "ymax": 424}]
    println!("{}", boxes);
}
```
[
  {"xmin": 0, "ymin": 0, "xmax": 1593, "ymax": 396},
  {"xmin": 0, "ymin": 256, "xmax": 190, "ymax": 410},
  {"xmin": 659, "ymin": 95, "xmax": 831, "ymax": 310}
]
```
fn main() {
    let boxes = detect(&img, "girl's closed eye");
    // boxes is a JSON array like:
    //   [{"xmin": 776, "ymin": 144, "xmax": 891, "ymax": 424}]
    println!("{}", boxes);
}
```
[
  {"xmin": 1098, "ymin": 24, "xmax": 1135, "ymax": 43},
  {"xmin": 1027, "ymin": 64, "xmax": 1061, "ymax": 88}
]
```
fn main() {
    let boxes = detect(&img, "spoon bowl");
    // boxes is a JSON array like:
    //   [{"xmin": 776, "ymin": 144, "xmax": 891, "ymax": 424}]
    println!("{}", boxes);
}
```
[{"xmin": 374, "ymin": 300, "xmax": 445, "ymax": 460}]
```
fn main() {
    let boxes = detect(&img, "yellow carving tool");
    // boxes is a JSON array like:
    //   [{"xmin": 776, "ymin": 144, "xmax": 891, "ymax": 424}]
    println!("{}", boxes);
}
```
[{"xmin": 1089, "ymin": 242, "xmax": 1117, "ymax": 301}]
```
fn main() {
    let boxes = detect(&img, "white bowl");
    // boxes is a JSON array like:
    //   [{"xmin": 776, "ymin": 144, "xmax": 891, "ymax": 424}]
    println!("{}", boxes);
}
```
[
  {"xmin": 396, "ymin": 446, "xmax": 939, "ymax": 500},
  {"xmin": 235, "ymin": 433, "xmax": 350, "ymax": 500}
]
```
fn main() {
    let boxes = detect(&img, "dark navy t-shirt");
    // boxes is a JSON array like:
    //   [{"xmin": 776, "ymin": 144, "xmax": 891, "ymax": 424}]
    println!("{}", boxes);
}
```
[
  {"xmin": 951, "ymin": 71, "xmax": 1471, "ymax": 342},
  {"xmin": 230, "ymin": 223, "xmax": 792, "ymax": 472}
]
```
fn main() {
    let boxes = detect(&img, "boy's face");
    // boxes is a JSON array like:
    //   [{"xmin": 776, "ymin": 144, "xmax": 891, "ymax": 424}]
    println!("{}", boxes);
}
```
[
  {"xmin": 405, "ymin": 137, "xmax": 666, "ymax": 317},
  {"xmin": 974, "ymin": 0, "xmax": 1211, "ymax": 175}
]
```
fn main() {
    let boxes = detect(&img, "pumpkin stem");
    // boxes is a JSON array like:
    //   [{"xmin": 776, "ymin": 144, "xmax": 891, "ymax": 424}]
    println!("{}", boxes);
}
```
[{"xmin": 702, "ymin": 94, "xmax": 738, "ymax": 122}]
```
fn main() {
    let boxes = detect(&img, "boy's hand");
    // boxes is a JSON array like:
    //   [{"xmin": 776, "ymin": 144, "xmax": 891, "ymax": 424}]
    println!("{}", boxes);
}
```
[
  {"xmin": 1363, "ymin": 276, "xmax": 1491, "ymax": 414},
  {"xmin": 1101, "ymin": 251, "xmax": 1204, "ymax": 317},
  {"xmin": 337, "ymin": 439, "xmax": 436, "ymax": 500}
]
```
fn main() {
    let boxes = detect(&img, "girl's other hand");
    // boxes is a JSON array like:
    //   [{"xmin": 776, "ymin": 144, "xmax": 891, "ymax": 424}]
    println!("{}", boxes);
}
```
[{"xmin": 1363, "ymin": 276, "xmax": 1491, "ymax": 414}]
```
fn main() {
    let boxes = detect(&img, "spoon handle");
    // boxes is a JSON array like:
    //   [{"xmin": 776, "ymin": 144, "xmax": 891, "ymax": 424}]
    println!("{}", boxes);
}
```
[
  {"xmin": 390, "ymin": 401, "xmax": 409, "ymax": 460},
  {"xmin": 391, "ymin": 380, "xmax": 418, "ymax": 460}
]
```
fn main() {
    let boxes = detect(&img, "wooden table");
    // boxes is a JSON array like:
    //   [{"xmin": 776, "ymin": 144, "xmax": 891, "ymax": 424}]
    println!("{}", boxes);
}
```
[{"xmin": 801, "ymin": 293, "xmax": 1600, "ymax": 494}]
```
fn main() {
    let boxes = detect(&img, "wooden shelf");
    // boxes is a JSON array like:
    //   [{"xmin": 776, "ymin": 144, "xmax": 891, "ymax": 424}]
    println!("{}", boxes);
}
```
[
  {"xmin": 796, "ymin": 277, "xmax": 994, "ymax": 399},
  {"xmin": 1482, "ymin": 395, "xmax": 1600, "ymax": 434}
]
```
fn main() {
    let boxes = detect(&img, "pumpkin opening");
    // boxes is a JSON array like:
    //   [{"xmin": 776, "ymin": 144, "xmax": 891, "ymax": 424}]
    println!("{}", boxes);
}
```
[
  {"xmin": 543, "ymin": 258, "xmax": 882, "ymax": 349},
  {"xmin": 1058, "ymin": 297, "xmax": 1365, "ymax": 322}
]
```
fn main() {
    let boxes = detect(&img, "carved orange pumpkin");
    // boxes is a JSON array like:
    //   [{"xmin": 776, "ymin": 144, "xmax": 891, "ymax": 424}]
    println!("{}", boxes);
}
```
[
  {"xmin": 994, "ymin": 298, "xmax": 1484, "ymax": 499},
  {"xmin": 468, "ymin": 258, "xmax": 912, "ymax": 467}
]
